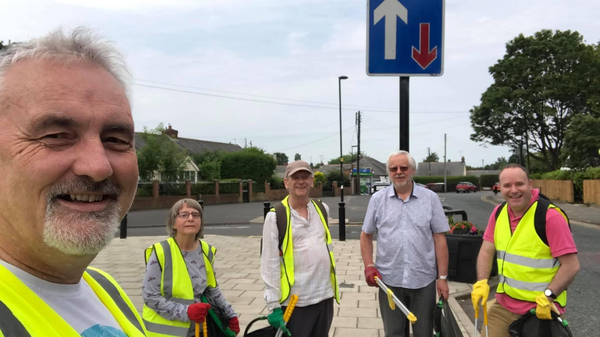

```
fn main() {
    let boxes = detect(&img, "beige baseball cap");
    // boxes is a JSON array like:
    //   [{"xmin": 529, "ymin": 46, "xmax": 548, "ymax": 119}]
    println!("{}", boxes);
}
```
[{"xmin": 285, "ymin": 160, "xmax": 313, "ymax": 177}]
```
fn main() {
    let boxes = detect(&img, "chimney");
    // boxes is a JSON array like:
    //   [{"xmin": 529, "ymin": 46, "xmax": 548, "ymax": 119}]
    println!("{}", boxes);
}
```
[
  {"xmin": 163, "ymin": 124, "xmax": 178, "ymax": 139},
  {"xmin": 461, "ymin": 156, "xmax": 465, "ymax": 163}
]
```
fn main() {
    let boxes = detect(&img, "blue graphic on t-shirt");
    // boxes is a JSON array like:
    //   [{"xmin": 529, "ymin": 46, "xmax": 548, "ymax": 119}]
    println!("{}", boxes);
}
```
[{"xmin": 81, "ymin": 324, "xmax": 128, "ymax": 337}]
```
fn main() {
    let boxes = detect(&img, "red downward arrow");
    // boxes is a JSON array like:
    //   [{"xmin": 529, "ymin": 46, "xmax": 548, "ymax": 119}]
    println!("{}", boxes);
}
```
[{"xmin": 412, "ymin": 23, "xmax": 437, "ymax": 69}]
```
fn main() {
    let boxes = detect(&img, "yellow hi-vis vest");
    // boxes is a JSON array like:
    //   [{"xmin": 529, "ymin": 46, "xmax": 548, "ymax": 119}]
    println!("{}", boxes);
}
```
[
  {"xmin": 273, "ymin": 196, "xmax": 340, "ymax": 304},
  {"xmin": 494, "ymin": 201, "xmax": 568, "ymax": 307},
  {"xmin": 142, "ymin": 238, "xmax": 217, "ymax": 337},
  {"xmin": 0, "ymin": 265, "xmax": 147, "ymax": 337}
]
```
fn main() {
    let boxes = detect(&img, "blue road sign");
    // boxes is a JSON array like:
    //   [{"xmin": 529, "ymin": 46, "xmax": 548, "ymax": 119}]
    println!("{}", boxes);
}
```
[{"xmin": 367, "ymin": 0, "xmax": 444, "ymax": 76}]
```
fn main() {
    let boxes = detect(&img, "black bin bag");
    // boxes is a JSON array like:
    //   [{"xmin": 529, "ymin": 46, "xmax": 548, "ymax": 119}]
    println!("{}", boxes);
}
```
[
  {"xmin": 509, "ymin": 309, "xmax": 573, "ymax": 337},
  {"xmin": 433, "ymin": 299, "xmax": 463, "ymax": 337}
]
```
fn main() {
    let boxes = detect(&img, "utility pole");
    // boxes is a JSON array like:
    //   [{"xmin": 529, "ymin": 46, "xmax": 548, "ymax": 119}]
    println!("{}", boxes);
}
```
[
  {"xmin": 244, "ymin": 138, "xmax": 248, "ymax": 148},
  {"xmin": 356, "ymin": 111, "xmax": 361, "ymax": 195},
  {"xmin": 428, "ymin": 147, "xmax": 431, "ymax": 176},
  {"xmin": 482, "ymin": 159, "xmax": 484, "ymax": 170},
  {"xmin": 444, "ymin": 134, "xmax": 447, "ymax": 192}
]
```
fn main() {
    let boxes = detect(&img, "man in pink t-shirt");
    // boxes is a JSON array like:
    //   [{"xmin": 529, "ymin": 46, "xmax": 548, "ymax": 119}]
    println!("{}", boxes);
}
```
[{"xmin": 471, "ymin": 164, "xmax": 580, "ymax": 337}]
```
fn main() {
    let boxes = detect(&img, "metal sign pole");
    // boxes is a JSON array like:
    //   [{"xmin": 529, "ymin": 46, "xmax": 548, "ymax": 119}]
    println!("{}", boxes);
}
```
[{"xmin": 399, "ymin": 77, "xmax": 410, "ymax": 151}]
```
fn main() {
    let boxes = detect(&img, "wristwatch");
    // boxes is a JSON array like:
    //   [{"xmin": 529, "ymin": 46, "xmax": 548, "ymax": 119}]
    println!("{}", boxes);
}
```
[
  {"xmin": 544, "ymin": 289, "xmax": 557, "ymax": 299},
  {"xmin": 439, "ymin": 275, "xmax": 448, "ymax": 280}
]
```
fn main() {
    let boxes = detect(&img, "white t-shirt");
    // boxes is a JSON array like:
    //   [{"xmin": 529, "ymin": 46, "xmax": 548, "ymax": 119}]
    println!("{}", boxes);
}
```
[{"xmin": 0, "ymin": 261, "xmax": 127, "ymax": 337}]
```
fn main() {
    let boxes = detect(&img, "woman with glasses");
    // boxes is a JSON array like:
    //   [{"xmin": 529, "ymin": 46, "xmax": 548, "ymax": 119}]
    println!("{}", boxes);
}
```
[{"xmin": 142, "ymin": 199, "xmax": 239, "ymax": 337}]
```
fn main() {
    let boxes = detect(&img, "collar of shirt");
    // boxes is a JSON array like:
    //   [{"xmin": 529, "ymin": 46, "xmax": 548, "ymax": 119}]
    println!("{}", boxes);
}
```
[{"xmin": 387, "ymin": 181, "xmax": 422, "ymax": 201}]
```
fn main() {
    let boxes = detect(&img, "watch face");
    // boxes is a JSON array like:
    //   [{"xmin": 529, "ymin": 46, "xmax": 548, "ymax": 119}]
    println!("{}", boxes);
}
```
[{"xmin": 544, "ymin": 289, "xmax": 552, "ymax": 297}]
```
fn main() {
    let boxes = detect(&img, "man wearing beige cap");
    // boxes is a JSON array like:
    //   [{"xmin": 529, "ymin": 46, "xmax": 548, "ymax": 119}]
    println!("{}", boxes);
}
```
[{"xmin": 261, "ymin": 161, "xmax": 339, "ymax": 337}]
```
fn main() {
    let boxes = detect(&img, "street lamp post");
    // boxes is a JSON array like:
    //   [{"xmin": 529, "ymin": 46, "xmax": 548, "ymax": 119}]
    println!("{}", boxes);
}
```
[{"xmin": 338, "ymin": 75, "xmax": 348, "ymax": 241}]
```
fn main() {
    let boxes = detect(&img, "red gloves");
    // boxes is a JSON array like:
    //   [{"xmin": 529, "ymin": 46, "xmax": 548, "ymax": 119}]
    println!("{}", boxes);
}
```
[
  {"xmin": 187, "ymin": 303, "xmax": 212, "ymax": 323},
  {"xmin": 228, "ymin": 316, "xmax": 240, "ymax": 335},
  {"xmin": 365, "ymin": 266, "xmax": 382, "ymax": 287}
]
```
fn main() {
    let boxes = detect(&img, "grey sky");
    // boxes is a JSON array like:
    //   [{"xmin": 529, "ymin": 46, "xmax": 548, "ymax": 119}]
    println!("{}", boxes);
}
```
[{"xmin": 2, "ymin": 0, "xmax": 599, "ymax": 168}]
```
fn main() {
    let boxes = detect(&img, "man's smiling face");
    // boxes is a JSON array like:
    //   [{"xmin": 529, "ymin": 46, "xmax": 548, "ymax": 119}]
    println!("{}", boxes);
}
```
[
  {"xmin": 0, "ymin": 58, "xmax": 138, "ymax": 256},
  {"xmin": 499, "ymin": 167, "xmax": 533, "ymax": 214}
]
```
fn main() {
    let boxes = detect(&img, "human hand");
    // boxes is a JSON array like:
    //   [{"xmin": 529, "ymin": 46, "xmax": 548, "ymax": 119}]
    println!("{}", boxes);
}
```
[
  {"xmin": 535, "ymin": 293, "xmax": 553, "ymax": 320},
  {"xmin": 471, "ymin": 279, "xmax": 490, "ymax": 313},
  {"xmin": 267, "ymin": 308, "xmax": 290, "ymax": 336},
  {"xmin": 364, "ymin": 266, "xmax": 382, "ymax": 287},
  {"xmin": 437, "ymin": 279, "xmax": 449, "ymax": 300},
  {"xmin": 228, "ymin": 316, "xmax": 240, "ymax": 335},
  {"xmin": 187, "ymin": 303, "xmax": 212, "ymax": 323}
]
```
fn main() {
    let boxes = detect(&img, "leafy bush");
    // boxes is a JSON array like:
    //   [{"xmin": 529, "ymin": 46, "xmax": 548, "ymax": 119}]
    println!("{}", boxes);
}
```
[
  {"xmin": 314, "ymin": 171, "xmax": 327, "ymax": 186},
  {"xmin": 199, "ymin": 159, "xmax": 221, "ymax": 181},
  {"xmin": 160, "ymin": 183, "xmax": 187, "ymax": 196},
  {"xmin": 270, "ymin": 176, "xmax": 286, "ymax": 190},
  {"xmin": 191, "ymin": 182, "xmax": 215, "ymax": 195},
  {"xmin": 540, "ymin": 170, "xmax": 572, "ymax": 180},
  {"xmin": 136, "ymin": 184, "xmax": 153, "ymax": 197},
  {"xmin": 530, "ymin": 173, "xmax": 543, "ymax": 179},
  {"xmin": 325, "ymin": 170, "xmax": 350, "ymax": 188},
  {"xmin": 220, "ymin": 151, "xmax": 277, "ymax": 184},
  {"xmin": 253, "ymin": 181, "xmax": 266, "ymax": 193},
  {"xmin": 219, "ymin": 181, "xmax": 239, "ymax": 194},
  {"xmin": 480, "ymin": 174, "xmax": 499, "ymax": 188}
]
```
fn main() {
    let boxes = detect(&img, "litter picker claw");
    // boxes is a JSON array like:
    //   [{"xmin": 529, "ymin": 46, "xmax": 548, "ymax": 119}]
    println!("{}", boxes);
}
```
[
  {"xmin": 374, "ymin": 276, "xmax": 417, "ymax": 323},
  {"xmin": 275, "ymin": 294, "xmax": 298, "ymax": 337}
]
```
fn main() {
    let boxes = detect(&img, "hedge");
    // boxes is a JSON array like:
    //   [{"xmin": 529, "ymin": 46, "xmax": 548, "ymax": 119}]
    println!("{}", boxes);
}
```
[
  {"xmin": 191, "ymin": 182, "xmax": 216, "ymax": 195},
  {"xmin": 480, "ymin": 174, "xmax": 499, "ymax": 188},
  {"xmin": 220, "ymin": 152, "xmax": 277, "ymax": 184}
]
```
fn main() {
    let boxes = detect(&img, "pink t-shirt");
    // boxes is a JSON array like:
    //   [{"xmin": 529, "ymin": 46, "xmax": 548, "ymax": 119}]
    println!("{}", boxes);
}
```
[{"xmin": 483, "ymin": 189, "xmax": 577, "ymax": 314}]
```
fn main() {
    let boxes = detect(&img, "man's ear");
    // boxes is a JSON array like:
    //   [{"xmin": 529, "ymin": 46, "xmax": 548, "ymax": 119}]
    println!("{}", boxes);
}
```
[{"xmin": 284, "ymin": 177, "xmax": 289, "ymax": 190}]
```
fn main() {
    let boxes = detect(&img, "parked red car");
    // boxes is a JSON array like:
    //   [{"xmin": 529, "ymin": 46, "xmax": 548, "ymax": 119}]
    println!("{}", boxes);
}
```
[
  {"xmin": 492, "ymin": 182, "xmax": 501, "ymax": 195},
  {"xmin": 456, "ymin": 182, "xmax": 477, "ymax": 193}
]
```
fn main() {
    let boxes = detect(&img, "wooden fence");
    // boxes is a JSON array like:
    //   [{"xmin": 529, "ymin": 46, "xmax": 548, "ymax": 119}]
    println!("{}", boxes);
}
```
[
  {"xmin": 532, "ymin": 180, "xmax": 574, "ymax": 203},
  {"xmin": 583, "ymin": 180, "xmax": 600, "ymax": 205}
]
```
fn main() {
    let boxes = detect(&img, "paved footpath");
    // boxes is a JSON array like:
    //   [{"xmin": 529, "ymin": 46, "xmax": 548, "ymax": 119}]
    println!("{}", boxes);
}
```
[{"xmin": 91, "ymin": 235, "xmax": 479, "ymax": 337}]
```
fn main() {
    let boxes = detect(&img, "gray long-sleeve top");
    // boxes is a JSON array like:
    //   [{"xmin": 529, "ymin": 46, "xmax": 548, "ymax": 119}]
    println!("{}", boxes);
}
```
[{"xmin": 142, "ymin": 244, "xmax": 236, "ymax": 331}]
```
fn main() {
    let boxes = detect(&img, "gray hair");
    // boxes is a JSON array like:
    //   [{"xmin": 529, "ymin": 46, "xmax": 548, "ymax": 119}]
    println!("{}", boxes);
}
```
[
  {"xmin": 0, "ymin": 26, "xmax": 130, "ymax": 98},
  {"xmin": 166, "ymin": 198, "xmax": 204, "ymax": 241},
  {"xmin": 386, "ymin": 150, "xmax": 417, "ymax": 171}
]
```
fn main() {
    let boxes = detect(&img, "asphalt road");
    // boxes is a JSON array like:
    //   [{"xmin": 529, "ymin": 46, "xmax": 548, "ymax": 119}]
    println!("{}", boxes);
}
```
[{"xmin": 123, "ymin": 191, "xmax": 497, "ymax": 237}]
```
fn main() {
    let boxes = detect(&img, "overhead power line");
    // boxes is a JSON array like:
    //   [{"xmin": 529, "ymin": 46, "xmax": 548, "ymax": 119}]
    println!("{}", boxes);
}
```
[{"xmin": 133, "ymin": 81, "xmax": 470, "ymax": 115}]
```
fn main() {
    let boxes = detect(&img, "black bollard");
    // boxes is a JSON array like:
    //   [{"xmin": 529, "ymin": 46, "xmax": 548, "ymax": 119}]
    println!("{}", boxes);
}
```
[
  {"xmin": 199, "ymin": 200, "xmax": 204, "ymax": 209},
  {"xmin": 264, "ymin": 202, "xmax": 271, "ymax": 219},
  {"xmin": 339, "ymin": 202, "xmax": 346, "ymax": 241},
  {"xmin": 120, "ymin": 214, "xmax": 128, "ymax": 239}
]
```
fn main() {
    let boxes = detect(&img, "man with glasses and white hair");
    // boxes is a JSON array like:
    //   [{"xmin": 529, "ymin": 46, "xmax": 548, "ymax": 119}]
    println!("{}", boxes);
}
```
[
  {"xmin": 261, "ymin": 160, "xmax": 339, "ymax": 337},
  {"xmin": 0, "ymin": 27, "xmax": 146, "ymax": 336},
  {"xmin": 360, "ymin": 151, "xmax": 450, "ymax": 337}
]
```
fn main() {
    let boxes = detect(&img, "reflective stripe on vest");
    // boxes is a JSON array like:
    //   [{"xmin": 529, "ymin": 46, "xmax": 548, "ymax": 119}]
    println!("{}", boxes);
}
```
[
  {"xmin": 0, "ymin": 265, "xmax": 146, "ymax": 337},
  {"xmin": 142, "ymin": 238, "xmax": 217, "ymax": 337},
  {"xmin": 278, "ymin": 196, "xmax": 340, "ymax": 304},
  {"xmin": 494, "ymin": 201, "xmax": 567, "ymax": 306}
]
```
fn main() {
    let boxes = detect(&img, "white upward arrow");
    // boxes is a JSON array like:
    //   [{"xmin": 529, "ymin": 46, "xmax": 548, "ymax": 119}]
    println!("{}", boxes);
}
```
[{"xmin": 373, "ymin": 0, "xmax": 408, "ymax": 60}]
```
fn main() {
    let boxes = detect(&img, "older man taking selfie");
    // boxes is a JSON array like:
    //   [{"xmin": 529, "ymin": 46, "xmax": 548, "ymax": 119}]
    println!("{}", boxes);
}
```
[{"xmin": 0, "ymin": 27, "xmax": 146, "ymax": 336}]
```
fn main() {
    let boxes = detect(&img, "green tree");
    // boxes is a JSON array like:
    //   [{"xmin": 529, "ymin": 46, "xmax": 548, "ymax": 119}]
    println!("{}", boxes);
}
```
[
  {"xmin": 328, "ymin": 151, "xmax": 366, "ymax": 165},
  {"xmin": 137, "ymin": 123, "xmax": 189, "ymax": 182},
  {"xmin": 294, "ymin": 153, "xmax": 301, "ymax": 161},
  {"xmin": 470, "ymin": 30, "xmax": 600, "ymax": 171},
  {"xmin": 221, "ymin": 151, "xmax": 277, "ymax": 183},
  {"xmin": 561, "ymin": 114, "xmax": 600, "ymax": 169},
  {"xmin": 484, "ymin": 157, "xmax": 508, "ymax": 170},
  {"xmin": 423, "ymin": 152, "xmax": 439, "ymax": 162},
  {"xmin": 244, "ymin": 146, "xmax": 266, "ymax": 155},
  {"xmin": 273, "ymin": 152, "xmax": 289, "ymax": 165}
]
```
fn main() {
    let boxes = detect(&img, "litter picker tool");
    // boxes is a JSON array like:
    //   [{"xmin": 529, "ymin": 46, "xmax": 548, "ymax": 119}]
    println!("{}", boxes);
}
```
[
  {"xmin": 483, "ymin": 303, "xmax": 488, "ymax": 337},
  {"xmin": 194, "ymin": 322, "xmax": 208, "ymax": 337},
  {"xmin": 275, "ymin": 294, "xmax": 298, "ymax": 337},
  {"xmin": 374, "ymin": 276, "xmax": 417, "ymax": 323}
]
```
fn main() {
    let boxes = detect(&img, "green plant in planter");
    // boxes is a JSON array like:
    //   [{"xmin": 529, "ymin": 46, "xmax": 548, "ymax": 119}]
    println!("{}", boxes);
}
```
[{"xmin": 448, "ymin": 221, "xmax": 483, "ymax": 235}]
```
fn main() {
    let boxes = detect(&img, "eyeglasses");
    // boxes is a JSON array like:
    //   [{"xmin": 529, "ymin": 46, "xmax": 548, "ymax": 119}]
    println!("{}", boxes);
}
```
[
  {"xmin": 177, "ymin": 212, "xmax": 201, "ymax": 219},
  {"xmin": 389, "ymin": 166, "xmax": 411, "ymax": 173}
]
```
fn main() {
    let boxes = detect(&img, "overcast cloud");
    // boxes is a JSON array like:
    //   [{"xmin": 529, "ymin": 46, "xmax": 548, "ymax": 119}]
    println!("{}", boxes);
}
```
[{"xmin": 2, "ymin": 0, "xmax": 599, "ymax": 168}]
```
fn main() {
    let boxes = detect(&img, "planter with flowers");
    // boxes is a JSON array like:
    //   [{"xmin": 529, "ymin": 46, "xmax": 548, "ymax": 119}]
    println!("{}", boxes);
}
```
[{"xmin": 445, "ymin": 218, "xmax": 496, "ymax": 283}]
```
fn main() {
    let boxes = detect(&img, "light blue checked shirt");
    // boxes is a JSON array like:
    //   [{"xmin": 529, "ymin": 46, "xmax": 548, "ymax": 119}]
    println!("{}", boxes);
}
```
[{"xmin": 362, "ymin": 183, "xmax": 449, "ymax": 289}]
